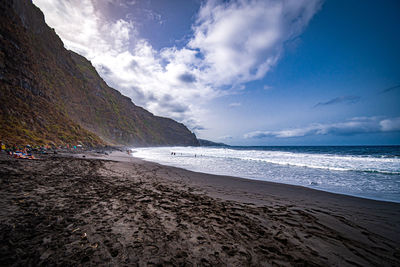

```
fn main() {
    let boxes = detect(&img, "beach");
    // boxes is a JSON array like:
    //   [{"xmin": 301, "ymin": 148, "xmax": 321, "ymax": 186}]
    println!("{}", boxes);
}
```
[{"xmin": 0, "ymin": 151, "xmax": 399, "ymax": 266}]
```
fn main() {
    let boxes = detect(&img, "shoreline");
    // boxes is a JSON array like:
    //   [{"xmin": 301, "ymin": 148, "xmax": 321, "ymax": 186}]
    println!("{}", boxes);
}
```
[
  {"xmin": 128, "ymin": 147, "xmax": 400, "ymax": 204},
  {"xmin": 97, "ymin": 151, "xmax": 400, "ymax": 204},
  {"xmin": 1, "ymin": 151, "xmax": 399, "ymax": 265},
  {"xmin": 82, "ymin": 151, "xmax": 400, "ymax": 241}
]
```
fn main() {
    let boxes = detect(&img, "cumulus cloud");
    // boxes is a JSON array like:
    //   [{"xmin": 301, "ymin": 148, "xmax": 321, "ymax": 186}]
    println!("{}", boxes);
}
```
[
  {"xmin": 244, "ymin": 117, "xmax": 400, "ymax": 138},
  {"xmin": 189, "ymin": 0, "xmax": 321, "ymax": 86},
  {"xmin": 33, "ymin": 0, "xmax": 321, "ymax": 131},
  {"xmin": 314, "ymin": 95, "xmax": 360, "ymax": 108},
  {"xmin": 380, "ymin": 117, "xmax": 400, "ymax": 132}
]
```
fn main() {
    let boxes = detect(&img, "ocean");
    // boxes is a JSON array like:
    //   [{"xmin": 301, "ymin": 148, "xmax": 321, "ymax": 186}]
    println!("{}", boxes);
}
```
[{"xmin": 131, "ymin": 146, "xmax": 400, "ymax": 203}]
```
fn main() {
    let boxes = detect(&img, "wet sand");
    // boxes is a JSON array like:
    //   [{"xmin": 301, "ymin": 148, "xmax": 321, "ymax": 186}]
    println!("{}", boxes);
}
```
[{"xmin": 0, "ymin": 151, "xmax": 399, "ymax": 266}]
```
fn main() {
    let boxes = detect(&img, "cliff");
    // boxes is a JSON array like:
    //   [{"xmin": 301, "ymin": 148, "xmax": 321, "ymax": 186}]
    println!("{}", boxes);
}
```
[{"xmin": 0, "ymin": 0, "xmax": 199, "ymax": 146}]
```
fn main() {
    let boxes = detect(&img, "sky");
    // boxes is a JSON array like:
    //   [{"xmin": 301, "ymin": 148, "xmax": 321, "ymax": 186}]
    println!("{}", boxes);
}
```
[{"xmin": 32, "ymin": 0, "xmax": 400, "ymax": 145}]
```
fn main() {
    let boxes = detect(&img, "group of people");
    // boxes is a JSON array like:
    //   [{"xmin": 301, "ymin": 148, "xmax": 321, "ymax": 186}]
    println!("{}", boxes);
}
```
[
  {"xmin": 171, "ymin": 152, "xmax": 198, "ymax": 157},
  {"xmin": 0, "ymin": 142, "xmax": 86, "ymax": 160},
  {"xmin": 1, "ymin": 143, "xmax": 36, "ymax": 159}
]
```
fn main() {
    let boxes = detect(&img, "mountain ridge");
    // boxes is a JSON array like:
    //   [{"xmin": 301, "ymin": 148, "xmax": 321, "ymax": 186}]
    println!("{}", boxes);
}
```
[
  {"xmin": 198, "ymin": 139, "xmax": 229, "ymax": 147},
  {"xmin": 0, "ymin": 0, "xmax": 199, "ymax": 147}
]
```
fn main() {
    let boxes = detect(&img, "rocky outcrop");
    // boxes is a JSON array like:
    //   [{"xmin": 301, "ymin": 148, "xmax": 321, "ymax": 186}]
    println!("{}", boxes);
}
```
[{"xmin": 0, "ymin": 0, "xmax": 199, "ymax": 146}]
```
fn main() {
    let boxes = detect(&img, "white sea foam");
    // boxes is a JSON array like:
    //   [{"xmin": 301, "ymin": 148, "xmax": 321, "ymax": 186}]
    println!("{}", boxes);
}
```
[{"xmin": 131, "ymin": 146, "xmax": 400, "ymax": 202}]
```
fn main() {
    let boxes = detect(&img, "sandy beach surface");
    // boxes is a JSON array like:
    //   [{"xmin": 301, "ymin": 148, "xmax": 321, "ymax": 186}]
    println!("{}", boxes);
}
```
[{"xmin": 0, "ymin": 151, "xmax": 399, "ymax": 266}]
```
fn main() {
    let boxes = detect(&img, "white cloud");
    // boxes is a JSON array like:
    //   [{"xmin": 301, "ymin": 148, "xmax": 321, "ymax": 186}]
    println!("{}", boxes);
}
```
[
  {"xmin": 103, "ymin": 0, "xmax": 137, "ymax": 8},
  {"xmin": 244, "ymin": 117, "xmax": 400, "ymax": 138},
  {"xmin": 189, "ymin": 0, "xmax": 321, "ymax": 86},
  {"xmin": 228, "ymin": 102, "xmax": 241, "ymax": 107},
  {"xmin": 380, "ymin": 117, "xmax": 400, "ymax": 132},
  {"xmin": 33, "ymin": 0, "xmax": 321, "ymax": 131}
]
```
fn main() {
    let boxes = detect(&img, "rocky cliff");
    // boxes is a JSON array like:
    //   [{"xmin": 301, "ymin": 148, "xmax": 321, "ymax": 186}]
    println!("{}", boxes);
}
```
[{"xmin": 0, "ymin": 0, "xmax": 199, "ymax": 146}]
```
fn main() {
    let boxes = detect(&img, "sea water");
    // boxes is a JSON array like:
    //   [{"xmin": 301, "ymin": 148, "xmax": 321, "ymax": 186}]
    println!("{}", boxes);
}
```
[{"xmin": 131, "ymin": 146, "xmax": 400, "ymax": 203}]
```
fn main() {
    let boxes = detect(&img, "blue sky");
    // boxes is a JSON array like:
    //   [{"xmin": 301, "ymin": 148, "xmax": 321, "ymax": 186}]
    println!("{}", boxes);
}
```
[{"xmin": 33, "ymin": 0, "xmax": 400, "ymax": 145}]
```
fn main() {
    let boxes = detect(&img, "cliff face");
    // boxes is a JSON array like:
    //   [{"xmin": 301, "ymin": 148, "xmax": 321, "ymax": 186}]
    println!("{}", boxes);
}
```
[{"xmin": 0, "ymin": 0, "xmax": 199, "ymax": 146}]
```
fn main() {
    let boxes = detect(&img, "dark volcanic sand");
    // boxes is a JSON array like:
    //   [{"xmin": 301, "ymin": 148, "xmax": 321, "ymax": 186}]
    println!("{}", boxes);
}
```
[{"xmin": 0, "ymin": 152, "xmax": 399, "ymax": 266}]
